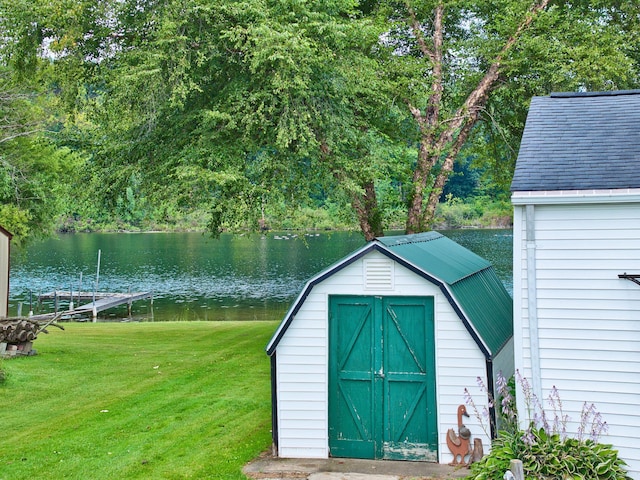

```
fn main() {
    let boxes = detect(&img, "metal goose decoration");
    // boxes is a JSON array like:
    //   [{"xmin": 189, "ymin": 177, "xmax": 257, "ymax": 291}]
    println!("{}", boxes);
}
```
[{"xmin": 447, "ymin": 404, "xmax": 472, "ymax": 466}]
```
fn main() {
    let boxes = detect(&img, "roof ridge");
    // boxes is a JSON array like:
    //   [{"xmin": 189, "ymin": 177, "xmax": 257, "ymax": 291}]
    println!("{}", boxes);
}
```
[{"xmin": 376, "ymin": 231, "xmax": 442, "ymax": 246}]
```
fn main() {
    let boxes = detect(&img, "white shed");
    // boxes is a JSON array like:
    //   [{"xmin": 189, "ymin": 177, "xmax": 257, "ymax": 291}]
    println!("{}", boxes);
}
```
[
  {"xmin": 0, "ymin": 225, "xmax": 12, "ymax": 318},
  {"xmin": 512, "ymin": 91, "xmax": 640, "ymax": 478},
  {"xmin": 266, "ymin": 232, "xmax": 513, "ymax": 464}
]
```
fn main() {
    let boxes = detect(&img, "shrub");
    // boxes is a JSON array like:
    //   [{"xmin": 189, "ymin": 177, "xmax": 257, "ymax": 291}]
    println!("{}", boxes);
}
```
[
  {"xmin": 434, "ymin": 195, "xmax": 513, "ymax": 229},
  {"xmin": 466, "ymin": 372, "xmax": 631, "ymax": 480}
]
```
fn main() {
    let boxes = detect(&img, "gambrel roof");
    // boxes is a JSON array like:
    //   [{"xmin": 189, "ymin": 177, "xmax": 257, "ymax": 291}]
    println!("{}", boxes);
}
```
[
  {"xmin": 266, "ymin": 232, "xmax": 513, "ymax": 360},
  {"xmin": 511, "ymin": 90, "xmax": 640, "ymax": 192}
]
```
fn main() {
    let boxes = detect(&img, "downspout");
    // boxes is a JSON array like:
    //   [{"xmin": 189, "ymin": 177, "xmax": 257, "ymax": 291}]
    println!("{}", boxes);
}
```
[{"xmin": 525, "ymin": 205, "xmax": 542, "ymax": 400}]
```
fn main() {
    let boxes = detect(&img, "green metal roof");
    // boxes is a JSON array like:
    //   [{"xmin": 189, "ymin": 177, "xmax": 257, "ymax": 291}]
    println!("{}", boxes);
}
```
[
  {"xmin": 380, "ymin": 232, "xmax": 512, "ymax": 357},
  {"xmin": 266, "ymin": 231, "xmax": 513, "ymax": 359},
  {"xmin": 378, "ymin": 232, "xmax": 491, "ymax": 284}
]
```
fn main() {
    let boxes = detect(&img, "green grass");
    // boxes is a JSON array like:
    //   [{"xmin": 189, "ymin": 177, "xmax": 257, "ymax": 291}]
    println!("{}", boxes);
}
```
[{"xmin": 0, "ymin": 321, "xmax": 278, "ymax": 480}]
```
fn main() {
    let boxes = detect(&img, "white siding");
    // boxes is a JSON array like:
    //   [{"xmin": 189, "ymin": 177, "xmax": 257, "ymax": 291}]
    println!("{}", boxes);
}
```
[
  {"xmin": 492, "ymin": 336, "xmax": 515, "ymax": 392},
  {"xmin": 514, "ymin": 201, "xmax": 640, "ymax": 478},
  {"xmin": 275, "ymin": 250, "xmax": 492, "ymax": 462}
]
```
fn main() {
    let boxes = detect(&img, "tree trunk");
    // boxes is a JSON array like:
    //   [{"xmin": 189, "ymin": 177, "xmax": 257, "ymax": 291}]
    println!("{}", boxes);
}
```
[
  {"xmin": 404, "ymin": 0, "xmax": 550, "ymax": 234},
  {"xmin": 317, "ymin": 138, "xmax": 383, "ymax": 241},
  {"xmin": 406, "ymin": 143, "xmax": 438, "ymax": 234},
  {"xmin": 351, "ymin": 180, "xmax": 383, "ymax": 241},
  {"xmin": 405, "ymin": 3, "xmax": 444, "ymax": 235}
]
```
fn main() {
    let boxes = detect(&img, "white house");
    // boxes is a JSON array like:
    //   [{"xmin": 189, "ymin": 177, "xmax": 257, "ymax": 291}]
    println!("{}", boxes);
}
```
[
  {"xmin": 0, "ymin": 225, "xmax": 12, "ymax": 318},
  {"xmin": 512, "ymin": 90, "xmax": 640, "ymax": 478},
  {"xmin": 266, "ymin": 231, "xmax": 513, "ymax": 464}
]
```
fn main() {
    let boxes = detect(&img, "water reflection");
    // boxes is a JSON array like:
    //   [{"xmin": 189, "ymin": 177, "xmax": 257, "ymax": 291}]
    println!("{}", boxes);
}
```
[{"xmin": 9, "ymin": 230, "xmax": 512, "ymax": 321}]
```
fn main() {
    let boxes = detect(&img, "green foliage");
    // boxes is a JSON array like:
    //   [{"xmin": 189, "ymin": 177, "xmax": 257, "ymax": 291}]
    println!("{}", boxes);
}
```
[
  {"xmin": 466, "ymin": 373, "xmax": 631, "ymax": 480},
  {"xmin": 1, "ymin": 0, "xmax": 639, "ymax": 237},
  {"xmin": 469, "ymin": 428, "xmax": 631, "ymax": 480},
  {"xmin": 434, "ymin": 195, "xmax": 512, "ymax": 229},
  {"xmin": 273, "ymin": 205, "xmax": 356, "ymax": 232},
  {"xmin": 0, "ymin": 44, "xmax": 85, "ymax": 244},
  {"xmin": 0, "ymin": 135, "xmax": 84, "ymax": 245}
]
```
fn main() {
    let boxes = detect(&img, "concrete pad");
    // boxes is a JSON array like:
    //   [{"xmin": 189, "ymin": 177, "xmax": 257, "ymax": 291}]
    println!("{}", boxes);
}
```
[
  {"xmin": 243, "ymin": 454, "xmax": 469, "ymax": 480},
  {"xmin": 308, "ymin": 474, "xmax": 398, "ymax": 480}
]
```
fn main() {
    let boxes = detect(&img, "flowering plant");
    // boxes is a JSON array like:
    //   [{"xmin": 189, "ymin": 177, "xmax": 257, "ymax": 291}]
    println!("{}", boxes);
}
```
[{"xmin": 465, "ymin": 371, "xmax": 630, "ymax": 480}]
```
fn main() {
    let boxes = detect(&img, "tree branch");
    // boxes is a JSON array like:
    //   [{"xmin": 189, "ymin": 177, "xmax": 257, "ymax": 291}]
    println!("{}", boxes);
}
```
[
  {"xmin": 407, "ymin": 101, "xmax": 428, "ymax": 132},
  {"xmin": 442, "ymin": 0, "xmax": 550, "ymax": 144},
  {"xmin": 405, "ymin": 2, "xmax": 436, "ymax": 62},
  {"xmin": 406, "ymin": 0, "xmax": 551, "ymax": 232},
  {"xmin": 0, "ymin": 129, "xmax": 45, "ymax": 144},
  {"xmin": 404, "ymin": 2, "xmax": 444, "ymax": 132},
  {"xmin": 426, "ymin": 3, "xmax": 444, "ymax": 128}
]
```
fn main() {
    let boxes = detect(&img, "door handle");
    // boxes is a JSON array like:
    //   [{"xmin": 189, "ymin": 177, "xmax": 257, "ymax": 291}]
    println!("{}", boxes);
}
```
[{"xmin": 375, "ymin": 369, "xmax": 385, "ymax": 379}]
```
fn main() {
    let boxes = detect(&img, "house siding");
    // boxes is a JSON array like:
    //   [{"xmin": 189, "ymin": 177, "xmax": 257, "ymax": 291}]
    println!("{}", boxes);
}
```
[
  {"xmin": 275, "ymin": 250, "xmax": 492, "ymax": 462},
  {"xmin": 514, "ymin": 201, "xmax": 640, "ymax": 478}
]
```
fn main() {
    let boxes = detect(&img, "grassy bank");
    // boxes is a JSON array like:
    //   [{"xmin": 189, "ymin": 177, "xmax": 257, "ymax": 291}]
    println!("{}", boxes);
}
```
[{"xmin": 0, "ymin": 321, "xmax": 278, "ymax": 480}]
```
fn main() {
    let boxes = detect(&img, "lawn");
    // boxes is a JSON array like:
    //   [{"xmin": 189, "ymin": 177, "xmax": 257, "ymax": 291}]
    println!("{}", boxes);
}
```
[{"xmin": 0, "ymin": 321, "xmax": 278, "ymax": 480}]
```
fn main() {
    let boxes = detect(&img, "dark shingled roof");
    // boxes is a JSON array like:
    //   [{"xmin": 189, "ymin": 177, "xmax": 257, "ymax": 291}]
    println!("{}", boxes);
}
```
[{"xmin": 511, "ymin": 90, "xmax": 640, "ymax": 192}]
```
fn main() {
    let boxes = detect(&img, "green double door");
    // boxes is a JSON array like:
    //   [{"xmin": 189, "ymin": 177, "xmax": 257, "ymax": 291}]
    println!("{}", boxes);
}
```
[{"xmin": 328, "ymin": 296, "xmax": 437, "ymax": 461}]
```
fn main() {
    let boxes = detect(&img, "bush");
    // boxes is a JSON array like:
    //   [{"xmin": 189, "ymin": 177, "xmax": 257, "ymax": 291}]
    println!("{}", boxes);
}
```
[
  {"xmin": 470, "ymin": 427, "xmax": 630, "ymax": 480},
  {"xmin": 434, "ymin": 195, "xmax": 512, "ymax": 229},
  {"xmin": 466, "ymin": 372, "xmax": 631, "ymax": 480}
]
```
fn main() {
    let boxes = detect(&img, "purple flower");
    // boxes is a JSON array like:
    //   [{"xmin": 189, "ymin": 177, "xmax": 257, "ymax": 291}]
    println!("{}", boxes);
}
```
[{"xmin": 521, "ymin": 429, "xmax": 536, "ymax": 446}]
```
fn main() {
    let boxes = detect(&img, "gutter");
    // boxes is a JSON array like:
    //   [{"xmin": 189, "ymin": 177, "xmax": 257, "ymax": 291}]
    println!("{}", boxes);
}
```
[{"xmin": 512, "ymin": 188, "xmax": 640, "ymax": 205}]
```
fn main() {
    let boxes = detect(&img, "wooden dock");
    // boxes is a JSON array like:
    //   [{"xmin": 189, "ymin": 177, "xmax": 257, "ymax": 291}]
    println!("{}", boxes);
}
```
[{"xmin": 32, "ymin": 291, "xmax": 153, "ymax": 321}]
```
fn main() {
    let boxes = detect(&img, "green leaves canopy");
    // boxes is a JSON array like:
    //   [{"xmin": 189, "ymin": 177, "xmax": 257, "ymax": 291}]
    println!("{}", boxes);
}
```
[{"xmin": 1, "ymin": 0, "xmax": 638, "ymax": 239}]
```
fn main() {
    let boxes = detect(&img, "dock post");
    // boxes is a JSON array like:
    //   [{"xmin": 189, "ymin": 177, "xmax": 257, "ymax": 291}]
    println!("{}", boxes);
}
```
[
  {"xmin": 17, "ymin": 302, "xmax": 22, "ymax": 317},
  {"xmin": 95, "ymin": 250, "xmax": 101, "ymax": 291},
  {"xmin": 127, "ymin": 287, "xmax": 132, "ymax": 317},
  {"xmin": 92, "ymin": 289, "xmax": 97, "ymax": 323},
  {"xmin": 69, "ymin": 281, "xmax": 74, "ymax": 311},
  {"xmin": 28, "ymin": 290, "xmax": 33, "ymax": 317},
  {"xmin": 54, "ymin": 290, "xmax": 58, "ymax": 315}
]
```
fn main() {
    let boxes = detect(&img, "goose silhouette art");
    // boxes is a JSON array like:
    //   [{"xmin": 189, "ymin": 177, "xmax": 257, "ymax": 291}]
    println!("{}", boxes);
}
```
[{"xmin": 447, "ymin": 404, "xmax": 471, "ymax": 466}]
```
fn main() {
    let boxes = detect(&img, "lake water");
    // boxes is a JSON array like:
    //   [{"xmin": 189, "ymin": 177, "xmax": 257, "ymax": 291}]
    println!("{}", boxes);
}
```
[{"xmin": 8, "ymin": 229, "xmax": 512, "ymax": 322}]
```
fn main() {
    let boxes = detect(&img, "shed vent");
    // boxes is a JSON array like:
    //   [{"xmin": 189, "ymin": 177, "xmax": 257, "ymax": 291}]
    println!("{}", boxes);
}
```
[{"xmin": 364, "ymin": 258, "xmax": 394, "ymax": 290}]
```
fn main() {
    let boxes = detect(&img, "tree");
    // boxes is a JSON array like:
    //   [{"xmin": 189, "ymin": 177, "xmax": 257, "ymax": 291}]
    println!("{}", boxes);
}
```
[
  {"xmin": 3, "ymin": 0, "xmax": 637, "ymax": 240},
  {"xmin": 107, "ymin": 0, "xmax": 640, "ymax": 239},
  {"xmin": 0, "ymin": 0, "xmax": 88, "ymax": 244},
  {"xmin": 378, "ymin": 0, "xmax": 638, "ymax": 235},
  {"xmin": 50, "ymin": 0, "xmax": 396, "ymax": 238},
  {"xmin": 0, "ymin": 64, "xmax": 84, "ymax": 244}
]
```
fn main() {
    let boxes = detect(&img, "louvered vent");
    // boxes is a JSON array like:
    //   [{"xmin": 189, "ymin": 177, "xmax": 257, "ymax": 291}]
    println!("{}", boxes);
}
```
[{"xmin": 364, "ymin": 258, "xmax": 394, "ymax": 290}]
